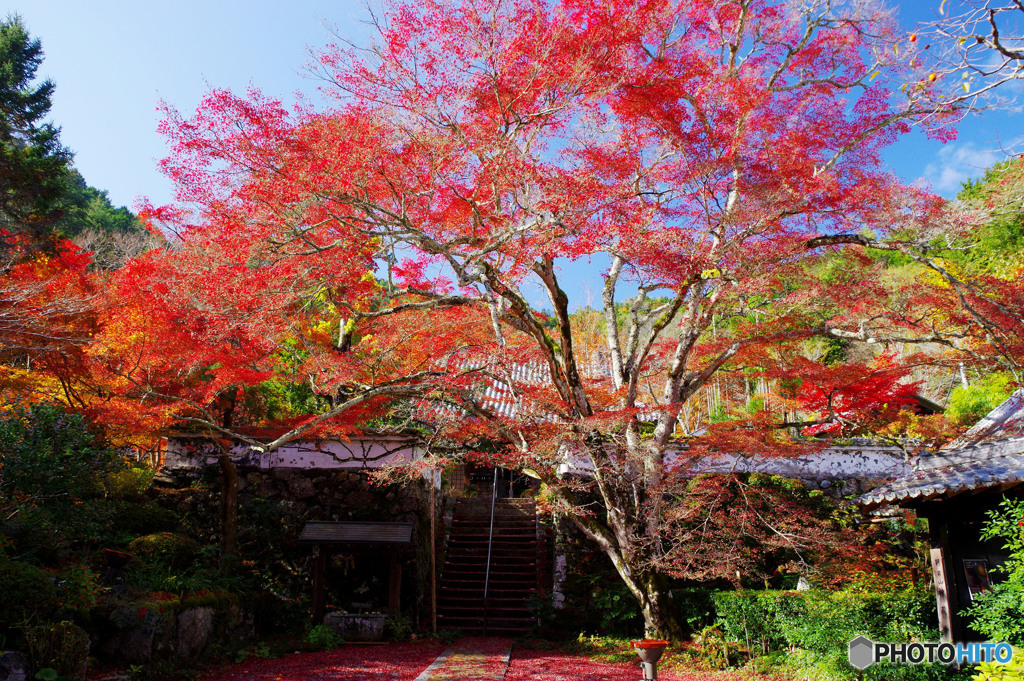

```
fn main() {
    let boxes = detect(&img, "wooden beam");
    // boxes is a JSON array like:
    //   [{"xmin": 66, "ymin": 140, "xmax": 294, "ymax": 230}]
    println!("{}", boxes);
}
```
[{"xmin": 389, "ymin": 548, "xmax": 402, "ymax": 616}]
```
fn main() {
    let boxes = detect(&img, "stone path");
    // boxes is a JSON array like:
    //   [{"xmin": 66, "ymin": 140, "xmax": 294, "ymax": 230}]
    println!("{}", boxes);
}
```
[{"xmin": 413, "ymin": 637, "xmax": 512, "ymax": 681}]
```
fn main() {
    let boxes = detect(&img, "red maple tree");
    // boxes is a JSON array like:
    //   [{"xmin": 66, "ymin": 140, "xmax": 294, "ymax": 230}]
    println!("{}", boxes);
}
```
[
  {"xmin": 93, "ymin": 0, "xmax": 996, "ymax": 635},
  {"xmin": 0, "ymin": 238, "xmax": 98, "ymax": 408}
]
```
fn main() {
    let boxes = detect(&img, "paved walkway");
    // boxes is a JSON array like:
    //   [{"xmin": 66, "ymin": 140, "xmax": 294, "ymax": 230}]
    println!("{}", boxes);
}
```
[{"xmin": 414, "ymin": 637, "xmax": 512, "ymax": 681}]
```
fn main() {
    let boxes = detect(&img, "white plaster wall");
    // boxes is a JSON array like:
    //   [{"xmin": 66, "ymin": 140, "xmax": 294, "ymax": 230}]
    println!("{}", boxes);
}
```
[
  {"xmin": 165, "ymin": 437, "xmax": 423, "ymax": 470},
  {"xmin": 691, "ymin": 448, "xmax": 911, "ymax": 479},
  {"xmin": 558, "ymin": 447, "xmax": 909, "ymax": 480},
  {"xmin": 167, "ymin": 436, "xmax": 908, "ymax": 483}
]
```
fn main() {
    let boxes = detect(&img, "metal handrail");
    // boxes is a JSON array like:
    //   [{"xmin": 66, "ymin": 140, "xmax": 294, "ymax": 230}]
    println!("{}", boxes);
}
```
[{"xmin": 482, "ymin": 468, "xmax": 499, "ymax": 635}]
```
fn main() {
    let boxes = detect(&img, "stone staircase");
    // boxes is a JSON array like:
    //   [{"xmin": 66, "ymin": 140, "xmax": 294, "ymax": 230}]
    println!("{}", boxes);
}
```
[{"xmin": 436, "ymin": 497, "xmax": 539, "ymax": 635}]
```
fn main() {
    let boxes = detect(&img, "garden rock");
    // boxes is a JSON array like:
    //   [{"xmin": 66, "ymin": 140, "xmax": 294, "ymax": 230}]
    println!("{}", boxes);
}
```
[
  {"xmin": 323, "ymin": 613, "xmax": 387, "ymax": 642},
  {"xmin": 100, "ymin": 605, "xmax": 166, "ymax": 665},
  {"xmin": 96, "ymin": 599, "xmax": 254, "ymax": 666},
  {"xmin": 176, "ymin": 607, "xmax": 214, "ymax": 659},
  {"xmin": 0, "ymin": 652, "xmax": 27, "ymax": 681},
  {"xmin": 103, "ymin": 624, "xmax": 156, "ymax": 665}
]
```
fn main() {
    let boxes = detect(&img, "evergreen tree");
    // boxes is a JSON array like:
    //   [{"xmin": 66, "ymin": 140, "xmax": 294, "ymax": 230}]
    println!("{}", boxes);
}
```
[
  {"xmin": 57, "ymin": 169, "xmax": 141, "ymax": 237},
  {"xmin": 0, "ymin": 14, "xmax": 72, "ymax": 252}
]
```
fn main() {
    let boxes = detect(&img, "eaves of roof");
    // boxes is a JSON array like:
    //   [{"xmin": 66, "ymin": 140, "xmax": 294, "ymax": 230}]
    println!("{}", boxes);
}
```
[{"xmin": 856, "ymin": 438, "xmax": 1024, "ymax": 509}]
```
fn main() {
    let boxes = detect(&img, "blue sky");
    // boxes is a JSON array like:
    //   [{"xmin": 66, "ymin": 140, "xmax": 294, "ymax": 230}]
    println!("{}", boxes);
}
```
[
  {"xmin": 17, "ymin": 1, "xmax": 371, "ymax": 209},
  {"xmin": 15, "ymin": 2, "xmax": 1022, "ymax": 218}
]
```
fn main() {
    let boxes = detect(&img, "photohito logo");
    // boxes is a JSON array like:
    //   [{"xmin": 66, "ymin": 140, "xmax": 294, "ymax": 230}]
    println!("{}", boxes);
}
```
[{"xmin": 848, "ymin": 636, "xmax": 1014, "ymax": 669}]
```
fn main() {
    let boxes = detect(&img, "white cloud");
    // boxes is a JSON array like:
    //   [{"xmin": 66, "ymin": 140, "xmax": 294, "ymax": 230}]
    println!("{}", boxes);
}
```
[{"xmin": 922, "ymin": 142, "xmax": 1000, "ymax": 195}]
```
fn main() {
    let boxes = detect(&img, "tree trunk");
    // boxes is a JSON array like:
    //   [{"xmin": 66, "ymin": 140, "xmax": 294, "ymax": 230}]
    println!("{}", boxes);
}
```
[
  {"xmin": 619, "ymin": 566, "xmax": 680, "ymax": 639},
  {"xmin": 218, "ymin": 453, "xmax": 239, "ymax": 563},
  {"xmin": 575, "ymin": 514, "xmax": 681, "ymax": 639},
  {"xmin": 638, "ymin": 573, "xmax": 678, "ymax": 639}
]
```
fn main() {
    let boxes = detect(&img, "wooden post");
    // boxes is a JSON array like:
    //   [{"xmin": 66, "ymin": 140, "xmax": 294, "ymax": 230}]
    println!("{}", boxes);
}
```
[
  {"xmin": 931, "ymin": 547, "xmax": 955, "ymax": 643},
  {"xmin": 312, "ymin": 545, "xmax": 327, "ymax": 623},
  {"xmin": 388, "ymin": 548, "xmax": 402, "ymax": 615},
  {"xmin": 430, "ymin": 474, "xmax": 437, "ymax": 634},
  {"xmin": 928, "ymin": 508, "xmax": 963, "ymax": 643}
]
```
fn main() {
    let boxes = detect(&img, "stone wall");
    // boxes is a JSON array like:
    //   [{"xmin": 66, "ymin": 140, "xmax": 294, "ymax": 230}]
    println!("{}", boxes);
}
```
[
  {"xmin": 157, "ymin": 464, "xmax": 431, "ymax": 525},
  {"xmin": 95, "ymin": 600, "xmax": 252, "ymax": 666},
  {"xmin": 154, "ymin": 465, "xmax": 439, "ymax": 625}
]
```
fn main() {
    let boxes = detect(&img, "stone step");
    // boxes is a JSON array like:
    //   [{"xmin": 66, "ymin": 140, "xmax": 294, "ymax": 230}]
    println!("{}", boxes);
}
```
[
  {"xmin": 450, "ymin": 524, "xmax": 537, "ymax": 533},
  {"xmin": 448, "ymin": 532, "xmax": 538, "ymax": 541},
  {"xmin": 443, "ymin": 563, "xmax": 536, "ymax": 573},
  {"xmin": 445, "ymin": 544, "xmax": 537, "ymax": 553},
  {"xmin": 438, "ymin": 493, "xmax": 541, "ymax": 637},
  {"xmin": 439, "ymin": 583, "xmax": 536, "ymax": 593},
  {"xmin": 449, "ymin": 532, "xmax": 534, "ymax": 540},
  {"xmin": 437, "ymin": 603, "xmax": 532, "ymax": 616},
  {"xmin": 444, "ymin": 553, "xmax": 537, "ymax": 562},
  {"xmin": 439, "ymin": 573, "xmax": 537, "ymax": 585}
]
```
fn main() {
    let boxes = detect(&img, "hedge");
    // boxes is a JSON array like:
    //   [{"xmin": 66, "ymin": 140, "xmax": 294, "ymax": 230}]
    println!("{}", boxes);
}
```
[{"xmin": 711, "ymin": 588, "xmax": 955, "ymax": 680}]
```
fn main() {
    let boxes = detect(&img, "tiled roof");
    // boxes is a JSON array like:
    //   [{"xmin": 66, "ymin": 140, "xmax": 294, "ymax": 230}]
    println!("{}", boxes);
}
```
[
  {"xmin": 298, "ymin": 521, "xmax": 414, "ymax": 546},
  {"xmin": 435, "ymin": 357, "xmax": 665, "ymax": 422},
  {"xmin": 857, "ymin": 389, "xmax": 1024, "ymax": 508},
  {"xmin": 856, "ymin": 444, "xmax": 1024, "ymax": 509}
]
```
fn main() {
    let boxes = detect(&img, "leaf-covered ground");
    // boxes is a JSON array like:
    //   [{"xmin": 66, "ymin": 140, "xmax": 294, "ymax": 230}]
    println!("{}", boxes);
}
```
[
  {"xmin": 508, "ymin": 645, "xmax": 766, "ymax": 681},
  {"xmin": 193, "ymin": 639, "xmax": 780, "ymax": 680},
  {"xmin": 197, "ymin": 642, "xmax": 446, "ymax": 681},
  {"xmin": 420, "ymin": 637, "xmax": 512, "ymax": 680}
]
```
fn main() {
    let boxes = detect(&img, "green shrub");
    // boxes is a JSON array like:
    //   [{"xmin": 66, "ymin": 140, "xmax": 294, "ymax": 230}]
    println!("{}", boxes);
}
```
[
  {"xmin": 128, "ymin": 532, "xmax": 198, "ymax": 567},
  {"xmin": 588, "ymin": 581, "xmax": 642, "ymax": 636},
  {"xmin": 126, "ymin": 563, "xmax": 225, "ymax": 595},
  {"xmin": 0, "ymin": 405, "xmax": 120, "ymax": 500},
  {"xmin": 104, "ymin": 467, "xmax": 156, "ymax": 499},
  {"xmin": 972, "ymin": 648, "xmax": 1024, "ymax": 680},
  {"xmin": 1, "ymin": 505, "xmax": 66, "ymax": 564},
  {"xmin": 177, "ymin": 589, "xmax": 238, "ymax": 611},
  {"xmin": 673, "ymin": 587, "xmax": 718, "ymax": 635},
  {"xmin": 693, "ymin": 625, "xmax": 744, "ymax": 669},
  {"xmin": 962, "ymin": 498, "xmax": 1024, "ymax": 646},
  {"xmin": 436, "ymin": 628, "xmax": 460, "ymax": 645},
  {"xmin": 711, "ymin": 590, "xmax": 795, "ymax": 654},
  {"xmin": 2, "ymin": 499, "xmax": 180, "ymax": 564},
  {"xmin": 947, "ymin": 374, "xmax": 1015, "ymax": 424},
  {"xmin": 712, "ymin": 587, "xmax": 945, "ymax": 680},
  {"xmin": 34, "ymin": 669, "xmax": 69, "ymax": 681},
  {"xmin": 24, "ymin": 621, "xmax": 89, "ymax": 680},
  {"xmin": 0, "ymin": 559, "xmax": 58, "ymax": 628},
  {"xmin": 305, "ymin": 624, "xmax": 343, "ymax": 650},
  {"xmin": 384, "ymin": 615, "xmax": 413, "ymax": 641},
  {"xmin": 233, "ymin": 642, "xmax": 272, "ymax": 664},
  {"xmin": 108, "ymin": 501, "xmax": 178, "ymax": 538},
  {"xmin": 54, "ymin": 564, "xmax": 103, "ymax": 611}
]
